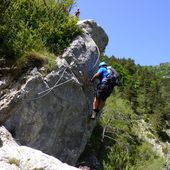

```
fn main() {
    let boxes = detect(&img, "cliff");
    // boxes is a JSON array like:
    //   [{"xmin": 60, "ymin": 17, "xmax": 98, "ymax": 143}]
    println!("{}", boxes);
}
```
[{"xmin": 0, "ymin": 20, "xmax": 108, "ymax": 166}]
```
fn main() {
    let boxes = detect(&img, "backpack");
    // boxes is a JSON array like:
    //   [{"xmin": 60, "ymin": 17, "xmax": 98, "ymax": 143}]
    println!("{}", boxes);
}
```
[{"xmin": 105, "ymin": 66, "xmax": 120, "ymax": 85}]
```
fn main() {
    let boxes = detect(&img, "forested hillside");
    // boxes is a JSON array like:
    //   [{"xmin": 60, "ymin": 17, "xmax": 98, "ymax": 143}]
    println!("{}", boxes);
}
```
[
  {"xmin": 78, "ymin": 56, "xmax": 170, "ymax": 170},
  {"xmin": 152, "ymin": 62, "xmax": 170, "ymax": 77}
]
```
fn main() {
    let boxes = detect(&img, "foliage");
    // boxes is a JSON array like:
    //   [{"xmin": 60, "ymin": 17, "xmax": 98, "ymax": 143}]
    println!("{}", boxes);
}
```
[
  {"xmin": 15, "ymin": 51, "xmax": 56, "ymax": 75},
  {"xmin": 0, "ymin": 0, "xmax": 81, "ymax": 65},
  {"xmin": 150, "ymin": 62, "xmax": 170, "ymax": 77},
  {"xmin": 135, "ymin": 157, "xmax": 165, "ymax": 170},
  {"xmin": 8, "ymin": 158, "xmax": 20, "ymax": 167},
  {"xmin": 100, "ymin": 95, "xmax": 163, "ymax": 170}
]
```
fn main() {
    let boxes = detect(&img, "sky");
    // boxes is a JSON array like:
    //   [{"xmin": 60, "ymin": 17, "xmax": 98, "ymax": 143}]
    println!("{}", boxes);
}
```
[{"xmin": 72, "ymin": 0, "xmax": 170, "ymax": 66}]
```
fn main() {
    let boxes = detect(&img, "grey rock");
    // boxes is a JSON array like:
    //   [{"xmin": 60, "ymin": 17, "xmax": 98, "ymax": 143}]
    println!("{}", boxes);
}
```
[
  {"xmin": 0, "ymin": 126, "xmax": 79, "ymax": 170},
  {"xmin": 0, "ymin": 20, "xmax": 108, "ymax": 165},
  {"xmin": 78, "ymin": 19, "xmax": 109, "ymax": 52}
]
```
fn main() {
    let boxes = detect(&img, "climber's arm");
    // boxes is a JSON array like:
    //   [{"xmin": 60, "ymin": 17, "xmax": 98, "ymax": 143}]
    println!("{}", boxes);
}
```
[{"xmin": 91, "ymin": 72, "xmax": 100, "ymax": 82}]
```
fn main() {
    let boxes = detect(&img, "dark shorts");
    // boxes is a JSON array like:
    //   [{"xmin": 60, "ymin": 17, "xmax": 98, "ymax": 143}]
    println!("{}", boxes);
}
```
[{"xmin": 96, "ymin": 83, "xmax": 114, "ymax": 101}]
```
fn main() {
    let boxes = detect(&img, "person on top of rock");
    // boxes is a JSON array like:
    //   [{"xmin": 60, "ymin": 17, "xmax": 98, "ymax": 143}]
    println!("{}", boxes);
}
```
[
  {"xmin": 74, "ymin": 8, "xmax": 80, "ymax": 18},
  {"xmin": 90, "ymin": 61, "xmax": 119, "ymax": 119}
]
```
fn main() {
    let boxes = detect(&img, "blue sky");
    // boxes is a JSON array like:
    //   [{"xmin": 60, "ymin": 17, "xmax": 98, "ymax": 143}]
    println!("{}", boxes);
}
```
[{"xmin": 72, "ymin": 0, "xmax": 170, "ymax": 66}]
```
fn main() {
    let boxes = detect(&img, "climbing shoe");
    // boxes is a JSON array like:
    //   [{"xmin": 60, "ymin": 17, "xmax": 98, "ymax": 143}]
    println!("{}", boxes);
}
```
[
  {"xmin": 90, "ymin": 111, "xmax": 96, "ymax": 120},
  {"xmin": 90, "ymin": 109, "xmax": 99, "ymax": 120}
]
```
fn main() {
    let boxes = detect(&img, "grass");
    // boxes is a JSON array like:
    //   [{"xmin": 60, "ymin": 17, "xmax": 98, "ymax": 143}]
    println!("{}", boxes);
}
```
[
  {"xmin": 136, "ymin": 157, "xmax": 165, "ymax": 170},
  {"xmin": 8, "ymin": 158, "xmax": 20, "ymax": 167}
]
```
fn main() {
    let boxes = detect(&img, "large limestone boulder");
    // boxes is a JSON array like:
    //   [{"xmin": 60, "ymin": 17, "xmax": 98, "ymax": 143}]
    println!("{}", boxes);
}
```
[
  {"xmin": 0, "ymin": 20, "xmax": 108, "ymax": 165},
  {"xmin": 78, "ymin": 19, "xmax": 108, "ymax": 52},
  {"xmin": 0, "ymin": 126, "xmax": 78, "ymax": 170}
]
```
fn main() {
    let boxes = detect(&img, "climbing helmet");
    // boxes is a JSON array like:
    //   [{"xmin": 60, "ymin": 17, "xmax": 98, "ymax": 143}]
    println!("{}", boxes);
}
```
[{"xmin": 98, "ymin": 61, "xmax": 107, "ymax": 68}]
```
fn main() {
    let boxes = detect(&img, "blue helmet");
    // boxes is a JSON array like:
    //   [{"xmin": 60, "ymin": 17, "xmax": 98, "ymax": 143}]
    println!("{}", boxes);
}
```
[{"xmin": 99, "ymin": 61, "xmax": 107, "ymax": 68}]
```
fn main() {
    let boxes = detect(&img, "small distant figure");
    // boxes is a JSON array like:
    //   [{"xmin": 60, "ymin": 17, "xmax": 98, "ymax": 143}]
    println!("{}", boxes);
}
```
[{"xmin": 74, "ymin": 8, "xmax": 80, "ymax": 18}]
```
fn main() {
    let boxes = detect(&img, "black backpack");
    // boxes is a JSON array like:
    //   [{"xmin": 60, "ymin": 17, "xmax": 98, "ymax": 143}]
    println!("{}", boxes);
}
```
[{"xmin": 106, "ymin": 66, "xmax": 120, "ymax": 85}]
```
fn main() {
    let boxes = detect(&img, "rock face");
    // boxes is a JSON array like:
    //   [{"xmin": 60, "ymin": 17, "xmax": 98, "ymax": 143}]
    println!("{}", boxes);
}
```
[
  {"xmin": 78, "ymin": 20, "xmax": 108, "ymax": 53},
  {"xmin": 0, "ymin": 126, "xmax": 78, "ymax": 170},
  {"xmin": 0, "ymin": 20, "xmax": 108, "ymax": 165}
]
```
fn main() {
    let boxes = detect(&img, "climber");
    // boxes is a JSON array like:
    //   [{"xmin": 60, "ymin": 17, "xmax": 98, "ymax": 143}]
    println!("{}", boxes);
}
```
[
  {"xmin": 90, "ymin": 61, "xmax": 119, "ymax": 119},
  {"xmin": 74, "ymin": 8, "xmax": 80, "ymax": 18}
]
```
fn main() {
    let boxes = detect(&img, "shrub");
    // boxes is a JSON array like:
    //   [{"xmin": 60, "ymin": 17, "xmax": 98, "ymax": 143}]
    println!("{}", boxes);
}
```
[{"xmin": 0, "ymin": 0, "xmax": 81, "ymax": 65}]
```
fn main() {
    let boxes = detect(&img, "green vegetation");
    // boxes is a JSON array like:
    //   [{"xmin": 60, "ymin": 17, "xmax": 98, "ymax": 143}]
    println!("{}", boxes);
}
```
[
  {"xmin": 151, "ymin": 62, "xmax": 170, "ymax": 77},
  {"xmin": 8, "ymin": 158, "xmax": 20, "ymax": 167},
  {"xmin": 136, "ymin": 157, "xmax": 165, "ymax": 170},
  {"xmin": 0, "ymin": 0, "xmax": 81, "ymax": 68}
]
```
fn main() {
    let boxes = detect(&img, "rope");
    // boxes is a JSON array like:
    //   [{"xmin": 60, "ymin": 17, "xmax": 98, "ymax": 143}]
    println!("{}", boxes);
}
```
[
  {"xmin": 24, "ymin": 66, "xmax": 72, "ymax": 101},
  {"xmin": 24, "ymin": 79, "xmax": 73, "ymax": 101},
  {"xmin": 23, "ymin": 52, "xmax": 99, "ymax": 101},
  {"xmin": 90, "ymin": 53, "xmax": 100, "ymax": 72},
  {"xmin": 38, "ymin": 66, "xmax": 67, "ymax": 95}
]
